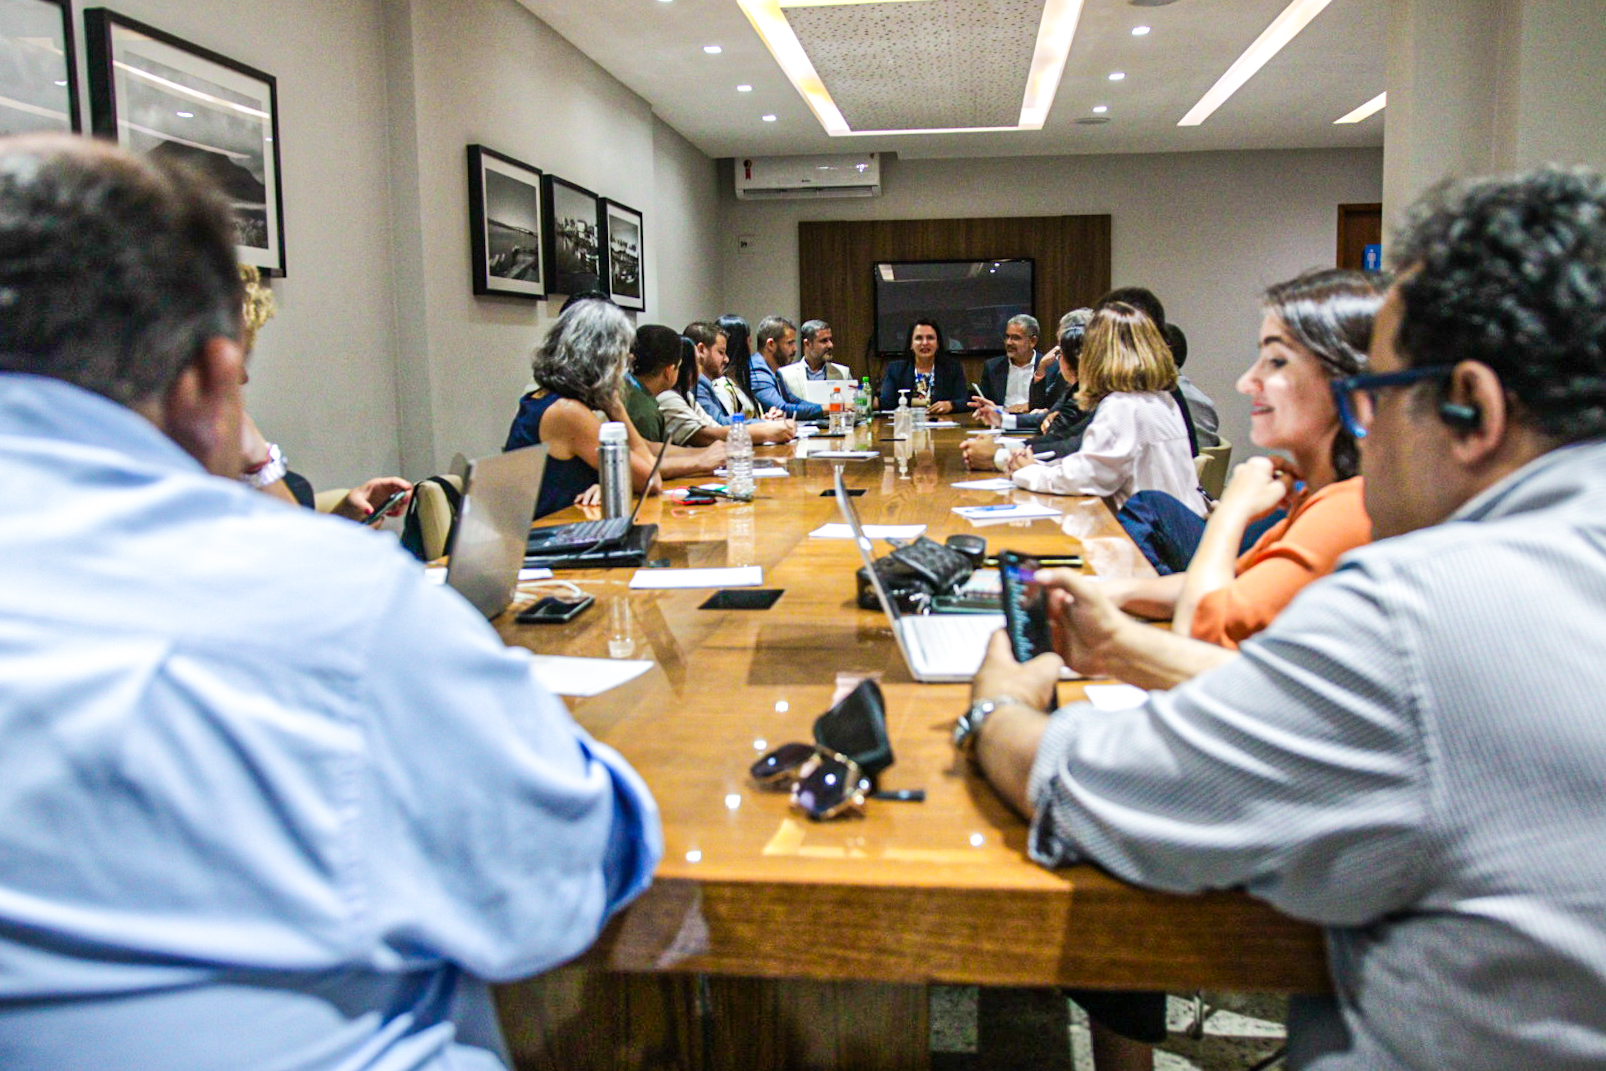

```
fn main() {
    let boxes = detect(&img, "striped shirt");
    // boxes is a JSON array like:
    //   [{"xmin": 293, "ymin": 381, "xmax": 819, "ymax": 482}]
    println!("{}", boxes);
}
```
[{"xmin": 1028, "ymin": 438, "xmax": 1606, "ymax": 1070}]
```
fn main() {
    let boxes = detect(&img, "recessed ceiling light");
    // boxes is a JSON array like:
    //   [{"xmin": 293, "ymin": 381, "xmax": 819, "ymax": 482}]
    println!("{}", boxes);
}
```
[
  {"xmin": 1180, "ymin": 0, "xmax": 1334, "ymax": 126},
  {"xmin": 53, "ymin": 79, "xmax": 67, "ymax": 86},
  {"xmin": 1092, "ymin": 105, "xmax": 1108, "ymax": 113},
  {"xmin": 176, "ymin": 111, "xmax": 194, "ymax": 118},
  {"xmin": 737, "ymin": 84, "xmax": 753, "ymax": 92},
  {"xmin": 1334, "ymin": 91, "xmax": 1386, "ymax": 124},
  {"xmin": 761, "ymin": 114, "xmax": 777, "ymax": 122},
  {"xmin": 1131, "ymin": 25, "xmax": 1151, "ymax": 35},
  {"xmin": 1108, "ymin": 71, "xmax": 1126, "ymax": 81},
  {"xmin": 703, "ymin": 44, "xmax": 722, "ymax": 54}
]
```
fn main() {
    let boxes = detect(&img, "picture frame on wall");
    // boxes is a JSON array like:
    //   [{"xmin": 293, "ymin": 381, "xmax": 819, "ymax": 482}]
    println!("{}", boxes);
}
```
[
  {"xmin": 0, "ymin": 0, "xmax": 79, "ymax": 136},
  {"xmin": 599, "ymin": 198, "xmax": 645, "ymax": 312},
  {"xmin": 542, "ymin": 174, "xmax": 603, "ymax": 298},
  {"xmin": 467, "ymin": 144, "xmax": 545, "ymax": 300},
  {"xmin": 84, "ymin": 8, "xmax": 287, "ymax": 276}
]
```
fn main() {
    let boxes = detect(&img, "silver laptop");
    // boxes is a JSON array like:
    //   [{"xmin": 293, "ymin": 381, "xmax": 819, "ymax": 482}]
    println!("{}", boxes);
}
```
[
  {"xmin": 834, "ymin": 468, "xmax": 1004, "ymax": 683},
  {"xmin": 445, "ymin": 444, "xmax": 547, "ymax": 618}
]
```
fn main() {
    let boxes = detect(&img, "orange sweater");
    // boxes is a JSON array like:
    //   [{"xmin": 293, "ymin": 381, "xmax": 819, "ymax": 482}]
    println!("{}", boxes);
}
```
[{"xmin": 1188, "ymin": 476, "xmax": 1371, "ymax": 650}]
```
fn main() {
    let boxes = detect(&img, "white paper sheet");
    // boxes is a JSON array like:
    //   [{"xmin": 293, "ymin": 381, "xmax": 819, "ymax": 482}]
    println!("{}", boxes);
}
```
[
  {"xmin": 528, "ymin": 655, "xmax": 653, "ymax": 697},
  {"xmin": 808, "ymin": 450, "xmax": 880, "ymax": 460},
  {"xmin": 808, "ymin": 523, "xmax": 927, "ymax": 540},
  {"xmin": 628, "ymin": 565, "xmax": 764, "ymax": 589},
  {"xmin": 917, "ymin": 420, "xmax": 960, "ymax": 428},
  {"xmin": 714, "ymin": 465, "xmax": 790, "ymax": 478},
  {"xmin": 951, "ymin": 503, "xmax": 1062, "ymax": 522},
  {"xmin": 424, "ymin": 567, "xmax": 448, "ymax": 585},
  {"xmin": 1082, "ymin": 683, "xmax": 1149, "ymax": 710},
  {"xmin": 951, "ymin": 477, "xmax": 1016, "ymax": 491},
  {"xmin": 517, "ymin": 567, "xmax": 554, "ymax": 581}
]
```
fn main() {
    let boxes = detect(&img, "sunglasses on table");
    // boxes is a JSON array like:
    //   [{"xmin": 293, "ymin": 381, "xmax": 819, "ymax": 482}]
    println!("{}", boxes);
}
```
[
  {"xmin": 750, "ymin": 743, "xmax": 923, "ymax": 820},
  {"xmin": 1330, "ymin": 363, "xmax": 1454, "ymax": 439}
]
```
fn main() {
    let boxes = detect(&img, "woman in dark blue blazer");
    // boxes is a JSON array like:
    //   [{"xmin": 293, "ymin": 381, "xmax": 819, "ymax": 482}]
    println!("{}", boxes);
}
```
[{"xmin": 878, "ymin": 318, "xmax": 971, "ymax": 412}]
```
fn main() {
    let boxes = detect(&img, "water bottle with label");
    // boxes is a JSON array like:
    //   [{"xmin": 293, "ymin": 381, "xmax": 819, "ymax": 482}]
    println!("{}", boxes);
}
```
[
  {"xmin": 856, "ymin": 376, "xmax": 872, "ymax": 423},
  {"xmin": 828, "ymin": 386, "xmax": 845, "ymax": 435},
  {"xmin": 597, "ymin": 421, "xmax": 631, "ymax": 518},
  {"xmin": 726, "ymin": 413, "xmax": 754, "ymax": 500}
]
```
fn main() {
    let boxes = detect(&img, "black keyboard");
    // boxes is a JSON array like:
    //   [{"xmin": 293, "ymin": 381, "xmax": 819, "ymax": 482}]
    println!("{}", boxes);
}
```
[{"xmin": 525, "ymin": 516, "xmax": 630, "ymax": 553}]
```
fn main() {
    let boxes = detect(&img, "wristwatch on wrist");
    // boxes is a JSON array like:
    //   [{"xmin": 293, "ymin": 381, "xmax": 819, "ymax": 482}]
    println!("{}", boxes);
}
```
[{"xmin": 954, "ymin": 695, "xmax": 1019, "ymax": 758}]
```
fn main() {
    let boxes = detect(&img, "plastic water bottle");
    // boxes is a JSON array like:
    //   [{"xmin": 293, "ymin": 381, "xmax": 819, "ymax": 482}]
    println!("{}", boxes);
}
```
[
  {"xmin": 893, "ymin": 390, "xmax": 913, "ymax": 440},
  {"xmin": 856, "ymin": 377, "xmax": 872, "ymax": 423},
  {"xmin": 597, "ymin": 421, "xmax": 631, "ymax": 518},
  {"xmin": 828, "ymin": 386, "xmax": 845, "ymax": 434},
  {"xmin": 727, "ymin": 413, "xmax": 754, "ymax": 500}
]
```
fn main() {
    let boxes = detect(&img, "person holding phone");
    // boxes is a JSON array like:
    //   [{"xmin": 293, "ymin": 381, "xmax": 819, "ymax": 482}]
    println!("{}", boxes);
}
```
[{"xmin": 235, "ymin": 265, "xmax": 412, "ymax": 523}]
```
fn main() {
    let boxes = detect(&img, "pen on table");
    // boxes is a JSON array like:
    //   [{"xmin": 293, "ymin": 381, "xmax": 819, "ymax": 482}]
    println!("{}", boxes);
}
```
[{"xmin": 967, "ymin": 504, "xmax": 1018, "ymax": 513}]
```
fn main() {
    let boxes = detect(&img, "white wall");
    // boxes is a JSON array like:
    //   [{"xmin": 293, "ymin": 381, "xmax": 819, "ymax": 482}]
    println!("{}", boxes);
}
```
[
  {"xmin": 720, "ymin": 147, "xmax": 1384, "ymax": 458},
  {"xmin": 67, "ymin": 0, "xmax": 723, "ymax": 486},
  {"xmin": 72, "ymin": 0, "xmax": 403, "ymax": 492}
]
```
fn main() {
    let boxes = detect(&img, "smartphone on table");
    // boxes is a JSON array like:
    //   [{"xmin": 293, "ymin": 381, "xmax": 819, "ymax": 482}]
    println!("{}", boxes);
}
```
[
  {"xmin": 996, "ymin": 550, "xmax": 1053, "ymax": 662},
  {"xmin": 516, "ymin": 594, "xmax": 595, "ymax": 624}
]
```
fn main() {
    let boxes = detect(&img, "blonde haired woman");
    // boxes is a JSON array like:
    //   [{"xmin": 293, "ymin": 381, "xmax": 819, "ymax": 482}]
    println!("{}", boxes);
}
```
[{"xmin": 1004, "ymin": 302, "xmax": 1205, "ymax": 515}]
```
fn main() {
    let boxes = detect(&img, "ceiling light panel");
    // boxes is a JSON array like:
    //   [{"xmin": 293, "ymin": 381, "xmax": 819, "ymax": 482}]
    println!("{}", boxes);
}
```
[
  {"xmin": 783, "ymin": 0, "xmax": 1040, "ymax": 130},
  {"xmin": 738, "ymin": 0, "xmax": 1084, "ymax": 137},
  {"xmin": 1178, "ymin": 0, "xmax": 1334, "ymax": 126},
  {"xmin": 1333, "ymin": 90, "xmax": 1385, "ymax": 124}
]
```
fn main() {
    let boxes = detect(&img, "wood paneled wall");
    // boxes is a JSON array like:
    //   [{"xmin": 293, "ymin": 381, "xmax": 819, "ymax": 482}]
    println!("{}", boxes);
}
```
[{"xmin": 798, "ymin": 215, "xmax": 1111, "ymax": 388}]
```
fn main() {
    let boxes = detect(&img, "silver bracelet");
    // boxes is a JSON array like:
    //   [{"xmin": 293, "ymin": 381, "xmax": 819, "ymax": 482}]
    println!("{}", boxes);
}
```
[{"xmin": 244, "ymin": 442, "xmax": 287, "ymax": 488}]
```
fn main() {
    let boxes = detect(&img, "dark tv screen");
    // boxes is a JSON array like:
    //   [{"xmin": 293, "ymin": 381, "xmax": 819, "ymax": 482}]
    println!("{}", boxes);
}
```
[{"xmin": 873, "ymin": 259, "xmax": 1034, "ymax": 357}]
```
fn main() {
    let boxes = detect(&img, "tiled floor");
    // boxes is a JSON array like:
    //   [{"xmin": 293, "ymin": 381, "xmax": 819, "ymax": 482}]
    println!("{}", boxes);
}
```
[{"xmin": 930, "ymin": 987, "xmax": 1287, "ymax": 1071}]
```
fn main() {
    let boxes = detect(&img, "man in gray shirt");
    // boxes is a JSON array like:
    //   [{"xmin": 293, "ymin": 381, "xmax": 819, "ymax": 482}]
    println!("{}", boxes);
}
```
[{"xmin": 958, "ymin": 167, "xmax": 1606, "ymax": 1070}]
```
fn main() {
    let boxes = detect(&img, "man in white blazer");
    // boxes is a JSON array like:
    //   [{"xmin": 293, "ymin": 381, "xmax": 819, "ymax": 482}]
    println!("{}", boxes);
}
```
[{"xmin": 780, "ymin": 319, "xmax": 851, "ymax": 397}]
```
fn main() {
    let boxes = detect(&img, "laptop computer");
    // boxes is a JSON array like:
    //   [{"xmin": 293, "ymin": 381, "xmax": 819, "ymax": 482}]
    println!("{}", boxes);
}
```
[
  {"xmin": 834, "ymin": 468, "xmax": 1005, "ymax": 683},
  {"xmin": 523, "ymin": 434, "xmax": 669, "ymax": 568},
  {"xmin": 444, "ymin": 444, "xmax": 548, "ymax": 618}
]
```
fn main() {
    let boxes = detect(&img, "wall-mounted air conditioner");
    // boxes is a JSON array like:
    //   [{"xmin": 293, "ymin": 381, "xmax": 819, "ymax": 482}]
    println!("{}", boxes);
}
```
[{"xmin": 734, "ymin": 153, "xmax": 881, "ymax": 200}]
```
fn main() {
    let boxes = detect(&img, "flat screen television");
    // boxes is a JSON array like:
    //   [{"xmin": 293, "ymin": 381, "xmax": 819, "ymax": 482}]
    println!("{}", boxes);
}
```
[{"xmin": 872, "ymin": 259, "xmax": 1035, "ymax": 357}]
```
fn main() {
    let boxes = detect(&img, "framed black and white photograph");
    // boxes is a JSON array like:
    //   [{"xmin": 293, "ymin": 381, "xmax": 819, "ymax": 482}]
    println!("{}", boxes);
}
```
[
  {"xmin": 542, "ymin": 174, "xmax": 602, "ymax": 297},
  {"xmin": 84, "ymin": 9, "xmax": 286, "ymax": 276},
  {"xmin": 600, "ymin": 198, "xmax": 644, "ymax": 312},
  {"xmin": 0, "ymin": 0, "xmax": 79, "ymax": 135},
  {"xmin": 466, "ymin": 144, "xmax": 545, "ymax": 300}
]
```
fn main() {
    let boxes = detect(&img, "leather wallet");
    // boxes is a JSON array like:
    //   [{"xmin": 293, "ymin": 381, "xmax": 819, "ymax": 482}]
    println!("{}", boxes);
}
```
[{"xmin": 812, "ymin": 679, "xmax": 894, "ymax": 780}]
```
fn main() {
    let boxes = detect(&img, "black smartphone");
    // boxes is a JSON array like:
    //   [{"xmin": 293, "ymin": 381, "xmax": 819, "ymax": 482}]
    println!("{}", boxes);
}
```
[
  {"xmin": 997, "ymin": 551, "xmax": 1053, "ymax": 662},
  {"xmin": 516, "ymin": 594, "xmax": 595, "ymax": 624},
  {"xmin": 361, "ymin": 489, "xmax": 408, "ymax": 526},
  {"xmin": 682, "ymin": 494, "xmax": 717, "ymax": 505}
]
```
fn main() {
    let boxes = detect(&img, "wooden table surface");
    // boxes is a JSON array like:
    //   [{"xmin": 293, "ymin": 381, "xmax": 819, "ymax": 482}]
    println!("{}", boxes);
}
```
[{"xmin": 492, "ymin": 422, "xmax": 1326, "ymax": 1070}]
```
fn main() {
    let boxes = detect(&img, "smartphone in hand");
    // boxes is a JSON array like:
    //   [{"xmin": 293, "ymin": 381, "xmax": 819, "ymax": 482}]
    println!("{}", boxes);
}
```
[
  {"xmin": 361, "ymin": 489, "xmax": 408, "ymax": 526},
  {"xmin": 997, "ymin": 550, "xmax": 1053, "ymax": 662}
]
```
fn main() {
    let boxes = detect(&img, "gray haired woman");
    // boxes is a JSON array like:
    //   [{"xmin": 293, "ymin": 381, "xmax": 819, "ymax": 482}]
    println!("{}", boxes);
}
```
[{"xmin": 504, "ymin": 299, "xmax": 661, "ymax": 517}]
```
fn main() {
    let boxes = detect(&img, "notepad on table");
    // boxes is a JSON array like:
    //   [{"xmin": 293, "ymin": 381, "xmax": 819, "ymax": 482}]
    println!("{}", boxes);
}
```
[
  {"xmin": 628, "ymin": 565, "xmax": 764, "ymax": 589},
  {"xmin": 809, "ymin": 522, "xmax": 927, "ymax": 540}
]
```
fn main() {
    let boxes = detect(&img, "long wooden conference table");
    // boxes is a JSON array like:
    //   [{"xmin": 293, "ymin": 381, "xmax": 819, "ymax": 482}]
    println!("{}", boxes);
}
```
[{"xmin": 491, "ymin": 422, "xmax": 1326, "ymax": 1071}]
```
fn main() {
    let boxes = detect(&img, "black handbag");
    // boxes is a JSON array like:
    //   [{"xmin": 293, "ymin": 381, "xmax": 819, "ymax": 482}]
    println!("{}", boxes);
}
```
[{"xmin": 855, "ymin": 536, "xmax": 975, "ymax": 613}]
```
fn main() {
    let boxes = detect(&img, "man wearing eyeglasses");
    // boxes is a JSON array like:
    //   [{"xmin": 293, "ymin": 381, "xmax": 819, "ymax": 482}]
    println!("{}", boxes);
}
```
[{"xmin": 960, "ymin": 167, "xmax": 1606, "ymax": 1071}]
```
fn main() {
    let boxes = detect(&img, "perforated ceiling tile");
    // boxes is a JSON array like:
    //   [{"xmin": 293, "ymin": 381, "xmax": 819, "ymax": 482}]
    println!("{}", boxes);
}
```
[{"xmin": 785, "ymin": 0, "xmax": 1043, "ymax": 131}]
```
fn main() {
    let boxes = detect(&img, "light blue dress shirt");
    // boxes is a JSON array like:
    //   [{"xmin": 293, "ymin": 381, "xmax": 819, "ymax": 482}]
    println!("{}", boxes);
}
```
[
  {"xmin": 748, "ymin": 358, "xmax": 822, "ymax": 419},
  {"xmin": 0, "ymin": 373, "xmax": 661, "ymax": 1071},
  {"xmin": 1029, "ymin": 439, "xmax": 1606, "ymax": 1070}
]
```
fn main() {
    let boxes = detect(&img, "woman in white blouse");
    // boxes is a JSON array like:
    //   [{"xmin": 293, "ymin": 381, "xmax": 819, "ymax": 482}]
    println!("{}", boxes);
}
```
[{"xmin": 1004, "ymin": 302, "xmax": 1206, "ymax": 516}]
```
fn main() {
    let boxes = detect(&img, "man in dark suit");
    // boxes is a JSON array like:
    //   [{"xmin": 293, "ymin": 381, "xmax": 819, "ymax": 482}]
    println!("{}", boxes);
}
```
[{"xmin": 979, "ymin": 314, "xmax": 1041, "ymax": 411}]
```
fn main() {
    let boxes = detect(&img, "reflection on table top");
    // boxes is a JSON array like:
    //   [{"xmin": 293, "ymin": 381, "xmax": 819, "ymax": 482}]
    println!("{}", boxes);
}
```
[{"xmin": 494, "ymin": 423, "xmax": 1327, "ymax": 992}]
